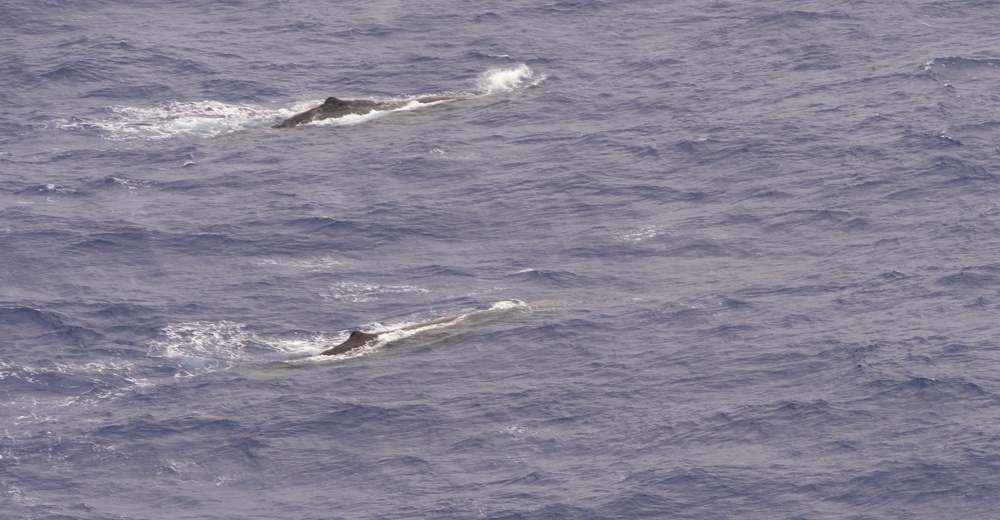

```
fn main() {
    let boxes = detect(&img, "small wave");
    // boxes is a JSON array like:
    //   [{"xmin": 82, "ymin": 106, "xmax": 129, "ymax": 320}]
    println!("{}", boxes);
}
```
[
  {"xmin": 923, "ymin": 56, "xmax": 1000, "ymax": 84},
  {"xmin": 0, "ymin": 358, "xmax": 148, "ymax": 407},
  {"xmin": 923, "ymin": 56, "xmax": 1000, "ymax": 72},
  {"xmin": 255, "ymin": 255, "xmax": 347, "ymax": 270},
  {"xmin": 505, "ymin": 268, "xmax": 585, "ymax": 288},
  {"xmin": 91, "ymin": 176, "xmax": 156, "ymax": 191},
  {"xmin": 14, "ymin": 184, "xmax": 83, "ymax": 197},
  {"xmin": 868, "ymin": 375, "xmax": 989, "ymax": 401},
  {"xmin": 321, "ymin": 282, "xmax": 429, "ymax": 303},
  {"xmin": 0, "ymin": 306, "xmax": 101, "ymax": 347}
]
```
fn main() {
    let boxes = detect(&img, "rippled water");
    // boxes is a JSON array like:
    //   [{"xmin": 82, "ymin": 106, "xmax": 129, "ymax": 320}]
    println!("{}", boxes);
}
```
[{"xmin": 4, "ymin": 1, "xmax": 1000, "ymax": 518}]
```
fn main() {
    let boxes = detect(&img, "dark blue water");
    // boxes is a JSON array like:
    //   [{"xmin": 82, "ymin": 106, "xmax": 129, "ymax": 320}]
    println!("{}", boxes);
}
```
[{"xmin": 4, "ymin": 1, "xmax": 1000, "ymax": 518}]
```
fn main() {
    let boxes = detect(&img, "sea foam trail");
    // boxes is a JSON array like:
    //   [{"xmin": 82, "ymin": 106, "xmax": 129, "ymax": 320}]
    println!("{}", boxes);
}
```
[
  {"xmin": 58, "ymin": 100, "xmax": 274, "ymax": 140},
  {"xmin": 59, "ymin": 65, "xmax": 542, "ymax": 139}
]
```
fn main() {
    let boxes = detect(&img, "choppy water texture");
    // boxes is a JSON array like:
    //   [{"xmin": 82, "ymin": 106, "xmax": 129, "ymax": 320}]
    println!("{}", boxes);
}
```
[{"xmin": 4, "ymin": 1, "xmax": 1000, "ymax": 518}]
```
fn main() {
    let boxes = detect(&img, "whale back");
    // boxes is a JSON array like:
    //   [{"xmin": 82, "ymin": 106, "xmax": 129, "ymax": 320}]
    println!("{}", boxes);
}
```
[{"xmin": 274, "ymin": 95, "xmax": 461, "ymax": 129}]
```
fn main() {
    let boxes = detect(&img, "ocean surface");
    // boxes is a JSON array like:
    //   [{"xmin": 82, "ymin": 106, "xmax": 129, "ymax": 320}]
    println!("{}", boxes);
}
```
[{"xmin": 4, "ymin": 1, "xmax": 1000, "ymax": 518}]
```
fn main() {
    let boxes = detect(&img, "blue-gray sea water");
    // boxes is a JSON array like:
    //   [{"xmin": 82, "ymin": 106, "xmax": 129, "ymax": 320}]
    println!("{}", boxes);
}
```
[{"xmin": 4, "ymin": 1, "xmax": 1000, "ymax": 518}]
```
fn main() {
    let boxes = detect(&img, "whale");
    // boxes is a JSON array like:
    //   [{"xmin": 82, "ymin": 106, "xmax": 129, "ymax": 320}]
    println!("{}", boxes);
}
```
[
  {"xmin": 272, "ymin": 95, "xmax": 463, "ymax": 128},
  {"xmin": 319, "ymin": 314, "xmax": 469, "ymax": 356},
  {"xmin": 318, "ymin": 300, "xmax": 558, "ymax": 357}
]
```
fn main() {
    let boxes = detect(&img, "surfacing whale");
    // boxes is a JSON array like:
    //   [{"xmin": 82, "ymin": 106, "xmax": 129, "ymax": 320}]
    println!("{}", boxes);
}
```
[
  {"xmin": 319, "ymin": 314, "xmax": 467, "ymax": 356},
  {"xmin": 318, "ymin": 300, "xmax": 559, "ymax": 357},
  {"xmin": 272, "ymin": 95, "xmax": 462, "ymax": 128}
]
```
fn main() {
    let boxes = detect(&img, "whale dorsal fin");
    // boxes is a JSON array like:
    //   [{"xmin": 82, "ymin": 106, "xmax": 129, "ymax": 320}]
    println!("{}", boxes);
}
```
[
  {"xmin": 347, "ymin": 330, "xmax": 378, "ymax": 343},
  {"xmin": 319, "ymin": 330, "xmax": 380, "ymax": 356},
  {"xmin": 323, "ymin": 97, "xmax": 344, "ymax": 105}
]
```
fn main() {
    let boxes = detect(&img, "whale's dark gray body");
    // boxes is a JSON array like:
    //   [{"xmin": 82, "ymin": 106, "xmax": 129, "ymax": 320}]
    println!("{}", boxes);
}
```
[{"xmin": 272, "ymin": 95, "xmax": 461, "ymax": 128}]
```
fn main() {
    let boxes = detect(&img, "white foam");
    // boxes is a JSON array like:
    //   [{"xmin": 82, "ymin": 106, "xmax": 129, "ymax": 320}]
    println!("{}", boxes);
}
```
[
  {"xmin": 58, "ymin": 100, "xmax": 286, "ymax": 140},
  {"xmin": 308, "ymin": 98, "xmax": 456, "ymax": 127},
  {"xmin": 291, "ymin": 331, "xmax": 388, "ymax": 363},
  {"xmin": 489, "ymin": 299, "xmax": 528, "ymax": 310},
  {"xmin": 255, "ymin": 255, "xmax": 346, "ymax": 270},
  {"xmin": 149, "ymin": 320, "xmax": 337, "ymax": 373},
  {"xmin": 150, "ymin": 320, "xmax": 255, "ymax": 361},
  {"xmin": 618, "ymin": 225, "xmax": 670, "ymax": 242},
  {"xmin": 105, "ymin": 177, "xmax": 152, "ymax": 191},
  {"xmin": 310, "ymin": 106, "xmax": 391, "ymax": 126},
  {"xmin": 475, "ymin": 64, "xmax": 543, "ymax": 95}
]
